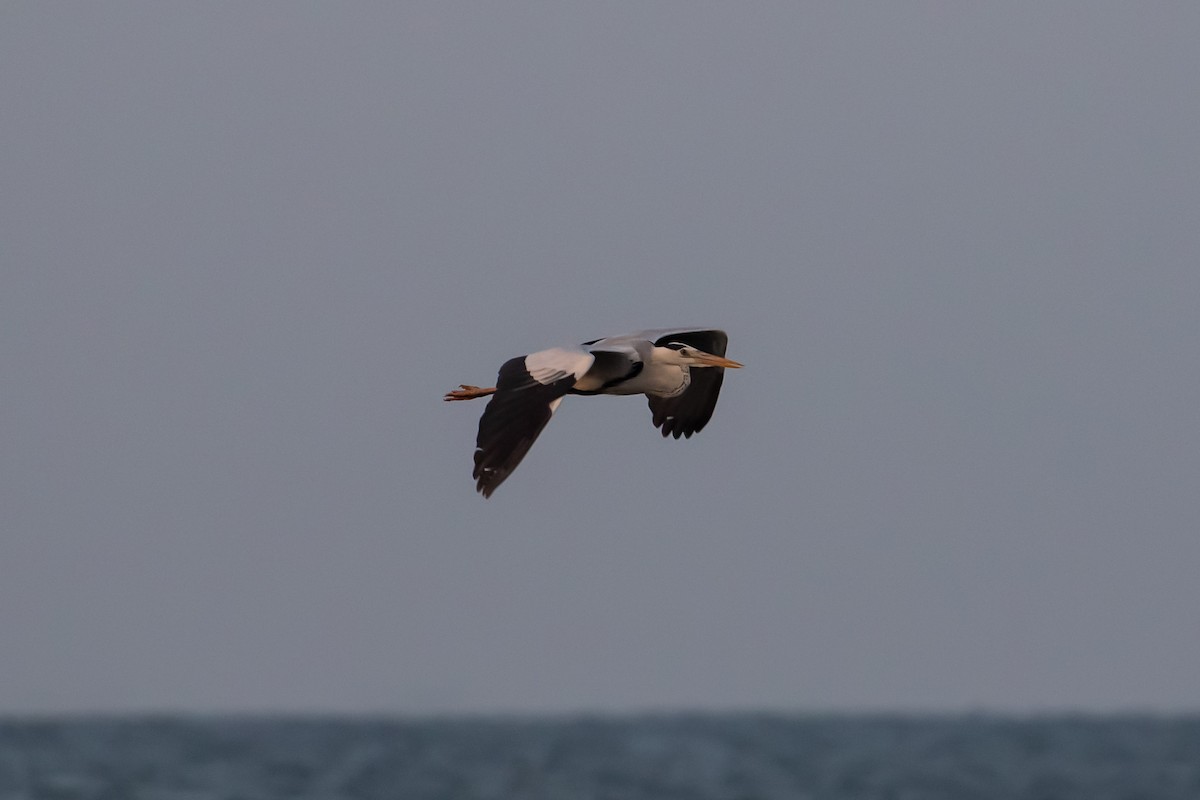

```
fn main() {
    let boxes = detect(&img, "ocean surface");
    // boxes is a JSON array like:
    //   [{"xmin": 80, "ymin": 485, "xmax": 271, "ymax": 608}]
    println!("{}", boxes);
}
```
[{"xmin": 1, "ymin": 714, "xmax": 1197, "ymax": 799}]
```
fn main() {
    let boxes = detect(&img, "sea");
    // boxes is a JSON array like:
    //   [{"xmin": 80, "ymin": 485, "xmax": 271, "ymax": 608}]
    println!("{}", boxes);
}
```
[{"xmin": 1, "ymin": 714, "xmax": 1197, "ymax": 800}]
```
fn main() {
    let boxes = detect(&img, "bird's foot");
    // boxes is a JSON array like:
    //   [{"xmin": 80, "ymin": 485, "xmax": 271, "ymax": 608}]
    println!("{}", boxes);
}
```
[{"xmin": 444, "ymin": 384, "xmax": 496, "ymax": 401}]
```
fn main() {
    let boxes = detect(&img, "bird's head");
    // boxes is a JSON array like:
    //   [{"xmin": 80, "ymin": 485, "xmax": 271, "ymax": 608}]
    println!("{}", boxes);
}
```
[{"xmin": 660, "ymin": 342, "xmax": 744, "ymax": 369}]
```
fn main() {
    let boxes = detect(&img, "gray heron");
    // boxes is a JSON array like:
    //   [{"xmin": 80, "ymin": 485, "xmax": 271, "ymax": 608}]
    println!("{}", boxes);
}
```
[{"xmin": 444, "ymin": 328, "xmax": 743, "ymax": 497}]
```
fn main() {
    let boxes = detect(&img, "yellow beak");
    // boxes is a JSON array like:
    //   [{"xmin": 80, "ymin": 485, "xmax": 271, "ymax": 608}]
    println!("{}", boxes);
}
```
[{"xmin": 691, "ymin": 352, "xmax": 744, "ymax": 369}]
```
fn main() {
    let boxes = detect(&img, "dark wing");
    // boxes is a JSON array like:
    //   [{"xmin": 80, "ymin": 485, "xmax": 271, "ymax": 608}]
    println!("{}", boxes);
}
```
[
  {"xmin": 472, "ymin": 349, "xmax": 592, "ymax": 497},
  {"xmin": 646, "ymin": 329, "xmax": 730, "ymax": 439}
]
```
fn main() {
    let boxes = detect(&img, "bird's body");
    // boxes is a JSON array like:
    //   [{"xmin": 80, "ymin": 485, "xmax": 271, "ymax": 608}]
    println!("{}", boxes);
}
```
[{"xmin": 445, "ymin": 328, "xmax": 742, "ymax": 497}]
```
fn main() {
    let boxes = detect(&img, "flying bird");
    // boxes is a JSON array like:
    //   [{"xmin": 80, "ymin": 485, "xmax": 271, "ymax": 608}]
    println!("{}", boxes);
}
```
[{"xmin": 444, "ymin": 328, "xmax": 742, "ymax": 497}]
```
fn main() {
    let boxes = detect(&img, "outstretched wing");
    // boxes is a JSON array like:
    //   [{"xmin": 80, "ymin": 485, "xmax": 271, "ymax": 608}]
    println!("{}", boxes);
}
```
[
  {"xmin": 473, "ymin": 347, "xmax": 594, "ymax": 497},
  {"xmin": 645, "ymin": 329, "xmax": 730, "ymax": 439}
]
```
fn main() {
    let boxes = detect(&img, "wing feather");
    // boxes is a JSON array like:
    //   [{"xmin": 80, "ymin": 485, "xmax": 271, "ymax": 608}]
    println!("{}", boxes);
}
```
[
  {"xmin": 472, "ymin": 348, "xmax": 593, "ymax": 497},
  {"xmin": 646, "ymin": 329, "xmax": 730, "ymax": 439}
]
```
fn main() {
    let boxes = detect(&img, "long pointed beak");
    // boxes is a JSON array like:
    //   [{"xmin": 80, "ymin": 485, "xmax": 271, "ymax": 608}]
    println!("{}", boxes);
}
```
[{"xmin": 692, "ymin": 352, "xmax": 744, "ymax": 369}]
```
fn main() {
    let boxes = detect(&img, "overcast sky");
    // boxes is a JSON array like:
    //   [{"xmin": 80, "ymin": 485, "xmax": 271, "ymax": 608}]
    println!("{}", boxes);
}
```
[{"xmin": 3, "ymin": 3, "xmax": 1199, "ymax": 715}]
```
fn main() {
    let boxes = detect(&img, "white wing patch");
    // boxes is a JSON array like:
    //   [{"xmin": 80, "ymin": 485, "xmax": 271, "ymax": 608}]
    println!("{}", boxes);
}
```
[{"xmin": 524, "ymin": 347, "xmax": 594, "ymax": 385}]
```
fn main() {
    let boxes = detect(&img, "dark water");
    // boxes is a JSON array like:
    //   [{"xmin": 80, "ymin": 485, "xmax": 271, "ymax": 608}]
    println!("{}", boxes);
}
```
[{"xmin": 1, "ymin": 714, "xmax": 1198, "ymax": 799}]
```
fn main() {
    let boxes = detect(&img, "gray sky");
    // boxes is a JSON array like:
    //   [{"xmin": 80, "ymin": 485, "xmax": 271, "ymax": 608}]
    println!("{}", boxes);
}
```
[{"xmin": 3, "ymin": 3, "xmax": 1199, "ymax": 714}]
